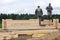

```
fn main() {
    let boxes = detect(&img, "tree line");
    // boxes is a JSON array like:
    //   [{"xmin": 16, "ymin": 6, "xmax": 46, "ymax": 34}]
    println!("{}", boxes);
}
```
[{"xmin": 0, "ymin": 13, "xmax": 60, "ymax": 23}]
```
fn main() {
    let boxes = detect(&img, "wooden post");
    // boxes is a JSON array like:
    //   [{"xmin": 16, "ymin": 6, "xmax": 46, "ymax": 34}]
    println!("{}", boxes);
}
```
[
  {"xmin": 4, "ymin": 20, "xmax": 6, "ymax": 29},
  {"xmin": 53, "ymin": 19, "xmax": 59, "ymax": 29},
  {"xmin": 2, "ymin": 19, "xmax": 7, "ymax": 30}
]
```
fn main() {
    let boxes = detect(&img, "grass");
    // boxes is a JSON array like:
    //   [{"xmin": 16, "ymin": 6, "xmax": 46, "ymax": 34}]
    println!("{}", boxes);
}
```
[{"xmin": 0, "ymin": 24, "xmax": 2, "ymax": 28}]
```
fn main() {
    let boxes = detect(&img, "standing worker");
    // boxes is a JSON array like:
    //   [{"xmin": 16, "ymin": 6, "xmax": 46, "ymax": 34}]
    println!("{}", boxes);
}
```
[
  {"xmin": 35, "ymin": 6, "xmax": 43, "ymax": 26},
  {"xmin": 46, "ymin": 3, "xmax": 53, "ymax": 26},
  {"xmin": 46, "ymin": 3, "xmax": 53, "ymax": 20}
]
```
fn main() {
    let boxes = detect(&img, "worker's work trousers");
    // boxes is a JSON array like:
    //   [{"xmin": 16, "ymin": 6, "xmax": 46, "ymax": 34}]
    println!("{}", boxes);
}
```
[
  {"xmin": 38, "ymin": 16, "xmax": 42, "ymax": 26},
  {"xmin": 48, "ymin": 12, "xmax": 52, "ymax": 20}
]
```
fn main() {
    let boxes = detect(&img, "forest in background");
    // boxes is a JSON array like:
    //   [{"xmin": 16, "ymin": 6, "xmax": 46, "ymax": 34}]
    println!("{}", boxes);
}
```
[
  {"xmin": 0, "ymin": 13, "xmax": 60, "ymax": 28},
  {"xmin": 0, "ymin": 14, "xmax": 60, "ymax": 23}
]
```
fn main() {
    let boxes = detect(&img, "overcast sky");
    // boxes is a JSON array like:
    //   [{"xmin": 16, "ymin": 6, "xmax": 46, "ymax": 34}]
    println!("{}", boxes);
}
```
[{"xmin": 0, "ymin": 0, "xmax": 60, "ymax": 14}]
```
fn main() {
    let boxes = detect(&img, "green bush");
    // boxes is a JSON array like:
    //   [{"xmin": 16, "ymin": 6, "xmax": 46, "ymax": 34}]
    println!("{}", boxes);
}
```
[{"xmin": 0, "ymin": 24, "xmax": 2, "ymax": 28}]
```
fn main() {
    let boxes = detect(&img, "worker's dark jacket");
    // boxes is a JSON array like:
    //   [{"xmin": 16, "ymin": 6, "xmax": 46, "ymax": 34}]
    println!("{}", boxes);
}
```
[
  {"xmin": 46, "ymin": 6, "xmax": 53, "ymax": 13},
  {"xmin": 35, "ymin": 8, "xmax": 43, "ymax": 17}
]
